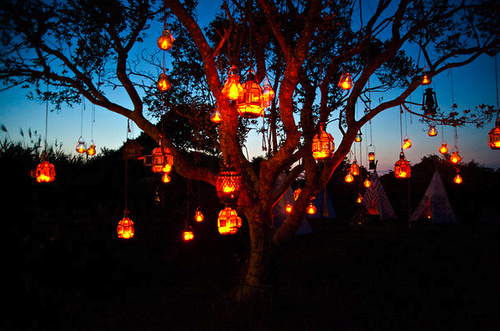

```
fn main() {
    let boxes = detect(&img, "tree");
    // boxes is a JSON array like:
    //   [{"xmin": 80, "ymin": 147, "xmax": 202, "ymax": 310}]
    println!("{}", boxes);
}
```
[{"xmin": 1, "ymin": 0, "xmax": 499, "ymax": 299}]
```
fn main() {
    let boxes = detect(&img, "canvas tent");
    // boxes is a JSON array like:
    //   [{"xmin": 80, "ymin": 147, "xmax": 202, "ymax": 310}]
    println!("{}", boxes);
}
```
[
  {"xmin": 410, "ymin": 169, "xmax": 458, "ymax": 224},
  {"xmin": 362, "ymin": 171, "xmax": 397, "ymax": 220}
]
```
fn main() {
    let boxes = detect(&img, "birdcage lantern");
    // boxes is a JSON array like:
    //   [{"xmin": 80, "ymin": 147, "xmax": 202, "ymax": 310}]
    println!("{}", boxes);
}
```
[
  {"xmin": 157, "ymin": 73, "xmax": 171, "ymax": 92},
  {"xmin": 422, "ymin": 88, "xmax": 438, "ymax": 116},
  {"xmin": 217, "ymin": 207, "xmax": 242, "ymax": 235},
  {"xmin": 117, "ymin": 210, "xmax": 134, "ymax": 239},
  {"xmin": 488, "ymin": 118, "xmax": 500, "ymax": 149},
  {"xmin": 338, "ymin": 72, "xmax": 353, "ymax": 90},
  {"xmin": 237, "ymin": 71, "xmax": 264, "ymax": 118},
  {"xmin": 157, "ymin": 28, "xmax": 174, "ymax": 51},
  {"xmin": 394, "ymin": 152, "xmax": 411, "ymax": 178},
  {"xmin": 216, "ymin": 165, "xmax": 242, "ymax": 204},
  {"xmin": 312, "ymin": 125, "xmax": 335, "ymax": 161},
  {"xmin": 355, "ymin": 132, "xmax": 363, "ymax": 142}
]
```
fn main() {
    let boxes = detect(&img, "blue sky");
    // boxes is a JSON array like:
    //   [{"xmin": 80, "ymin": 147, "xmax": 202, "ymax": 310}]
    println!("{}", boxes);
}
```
[{"xmin": 1, "ymin": 1, "xmax": 499, "ymax": 174}]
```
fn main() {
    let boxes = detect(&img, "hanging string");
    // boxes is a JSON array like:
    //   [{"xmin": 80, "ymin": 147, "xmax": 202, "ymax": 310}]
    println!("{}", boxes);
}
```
[
  {"xmin": 399, "ymin": 105, "xmax": 404, "ymax": 151},
  {"xmin": 44, "ymin": 81, "xmax": 49, "ymax": 155},
  {"xmin": 80, "ymin": 96, "xmax": 85, "ymax": 137},
  {"xmin": 125, "ymin": 119, "xmax": 130, "ymax": 211},
  {"xmin": 91, "ymin": 103, "xmax": 95, "ymax": 141},
  {"xmin": 495, "ymin": 54, "xmax": 499, "ymax": 120}
]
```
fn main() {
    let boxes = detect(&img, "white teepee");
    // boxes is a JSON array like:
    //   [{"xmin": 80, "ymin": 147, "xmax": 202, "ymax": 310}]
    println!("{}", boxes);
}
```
[
  {"xmin": 362, "ymin": 171, "xmax": 397, "ymax": 220},
  {"xmin": 410, "ymin": 169, "xmax": 458, "ymax": 224}
]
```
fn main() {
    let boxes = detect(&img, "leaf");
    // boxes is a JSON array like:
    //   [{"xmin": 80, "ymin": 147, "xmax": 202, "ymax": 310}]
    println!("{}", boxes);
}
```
[
  {"xmin": 1, "ymin": 124, "xmax": 7, "ymax": 132},
  {"xmin": 19, "ymin": 128, "xmax": 24, "ymax": 137}
]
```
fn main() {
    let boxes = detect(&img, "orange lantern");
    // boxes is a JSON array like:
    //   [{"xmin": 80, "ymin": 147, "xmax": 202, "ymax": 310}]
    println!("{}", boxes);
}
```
[
  {"xmin": 403, "ymin": 136, "xmax": 412, "ymax": 149},
  {"xmin": 428, "ymin": 125, "xmax": 438, "ymax": 137},
  {"xmin": 182, "ymin": 226, "xmax": 194, "ymax": 241},
  {"xmin": 306, "ymin": 201, "xmax": 317, "ymax": 215},
  {"xmin": 454, "ymin": 172, "xmax": 463, "ymax": 184},
  {"xmin": 293, "ymin": 188, "xmax": 302, "ymax": 201},
  {"xmin": 421, "ymin": 72, "xmax": 431, "ymax": 85},
  {"xmin": 222, "ymin": 67, "xmax": 243, "ymax": 100},
  {"xmin": 157, "ymin": 28, "xmax": 174, "ymax": 51},
  {"xmin": 356, "ymin": 193, "xmax": 363, "ymax": 203},
  {"xmin": 216, "ymin": 165, "xmax": 242, "ymax": 204},
  {"xmin": 450, "ymin": 151, "xmax": 462, "ymax": 164},
  {"xmin": 439, "ymin": 142, "xmax": 449, "ymax": 154},
  {"xmin": 312, "ymin": 125, "xmax": 335, "ymax": 160},
  {"xmin": 217, "ymin": 207, "xmax": 242, "ymax": 235},
  {"xmin": 488, "ymin": 119, "xmax": 500, "ymax": 149},
  {"xmin": 151, "ymin": 146, "xmax": 173, "ymax": 173},
  {"xmin": 32, "ymin": 160, "xmax": 56, "ymax": 183},
  {"xmin": 194, "ymin": 209, "xmax": 204, "ymax": 222},
  {"xmin": 350, "ymin": 160, "xmax": 359, "ymax": 176},
  {"xmin": 394, "ymin": 152, "xmax": 411, "ymax": 178},
  {"xmin": 338, "ymin": 72, "xmax": 353, "ymax": 90},
  {"xmin": 157, "ymin": 73, "xmax": 171, "ymax": 92},
  {"xmin": 210, "ymin": 109, "xmax": 222, "ymax": 124},
  {"xmin": 354, "ymin": 132, "xmax": 362, "ymax": 142},
  {"xmin": 368, "ymin": 151, "xmax": 375, "ymax": 162},
  {"xmin": 285, "ymin": 202, "xmax": 292, "ymax": 213},
  {"xmin": 364, "ymin": 179, "xmax": 371, "ymax": 188},
  {"xmin": 262, "ymin": 78, "xmax": 275, "ymax": 108},
  {"xmin": 117, "ymin": 210, "xmax": 134, "ymax": 239},
  {"xmin": 86, "ymin": 141, "xmax": 96, "ymax": 156},
  {"xmin": 75, "ymin": 136, "xmax": 87, "ymax": 153},
  {"xmin": 345, "ymin": 172, "xmax": 354, "ymax": 183},
  {"xmin": 237, "ymin": 72, "xmax": 264, "ymax": 118},
  {"xmin": 162, "ymin": 173, "xmax": 171, "ymax": 183}
]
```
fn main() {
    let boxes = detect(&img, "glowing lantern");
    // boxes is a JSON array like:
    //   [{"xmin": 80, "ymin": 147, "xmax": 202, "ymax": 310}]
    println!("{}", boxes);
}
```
[
  {"xmin": 338, "ymin": 72, "xmax": 353, "ymax": 90},
  {"xmin": 355, "ymin": 132, "xmax": 362, "ymax": 142},
  {"xmin": 403, "ymin": 136, "xmax": 412, "ymax": 149},
  {"xmin": 345, "ymin": 172, "xmax": 354, "ymax": 183},
  {"xmin": 422, "ymin": 88, "xmax": 438, "ymax": 116},
  {"xmin": 450, "ymin": 151, "xmax": 462, "ymax": 164},
  {"xmin": 210, "ymin": 109, "xmax": 222, "ymax": 124},
  {"xmin": 368, "ymin": 152, "xmax": 375, "ymax": 162},
  {"xmin": 151, "ymin": 146, "xmax": 173, "ymax": 173},
  {"xmin": 182, "ymin": 226, "xmax": 194, "ymax": 241},
  {"xmin": 488, "ymin": 119, "xmax": 500, "ymax": 149},
  {"xmin": 32, "ymin": 160, "xmax": 56, "ymax": 183},
  {"xmin": 356, "ymin": 193, "xmax": 363, "ymax": 204},
  {"xmin": 394, "ymin": 152, "xmax": 411, "ymax": 178},
  {"xmin": 157, "ymin": 73, "xmax": 171, "ymax": 92},
  {"xmin": 157, "ymin": 28, "xmax": 174, "ymax": 51},
  {"xmin": 350, "ymin": 161, "xmax": 359, "ymax": 176},
  {"xmin": 312, "ymin": 125, "xmax": 335, "ymax": 160},
  {"xmin": 237, "ymin": 72, "xmax": 264, "ymax": 118},
  {"xmin": 75, "ymin": 137, "xmax": 87, "ymax": 153},
  {"xmin": 216, "ymin": 165, "xmax": 242, "ymax": 204},
  {"xmin": 86, "ymin": 141, "xmax": 96, "ymax": 156},
  {"xmin": 262, "ymin": 78, "xmax": 275, "ymax": 108},
  {"xmin": 421, "ymin": 72, "xmax": 431, "ymax": 85},
  {"xmin": 428, "ymin": 125, "xmax": 438, "ymax": 137},
  {"xmin": 306, "ymin": 201, "xmax": 317, "ymax": 215},
  {"xmin": 285, "ymin": 202, "xmax": 292, "ymax": 213},
  {"xmin": 162, "ymin": 173, "xmax": 171, "ymax": 183},
  {"xmin": 117, "ymin": 210, "xmax": 134, "ymax": 239},
  {"xmin": 364, "ymin": 179, "xmax": 371, "ymax": 188},
  {"xmin": 217, "ymin": 207, "xmax": 242, "ymax": 235},
  {"xmin": 194, "ymin": 209, "xmax": 204, "ymax": 223},
  {"xmin": 293, "ymin": 188, "xmax": 302, "ymax": 201},
  {"xmin": 368, "ymin": 148, "xmax": 376, "ymax": 170},
  {"xmin": 454, "ymin": 172, "xmax": 463, "ymax": 184},
  {"xmin": 222, "ymin": 67, "xmax": 243, "ymax": 100},
  {"xmin": 439, "ymin": 142, "xmax": 449, "ymax": 154}
]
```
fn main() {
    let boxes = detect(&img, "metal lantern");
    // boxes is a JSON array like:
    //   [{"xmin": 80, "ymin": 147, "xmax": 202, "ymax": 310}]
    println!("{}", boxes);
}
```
[
  {"xmin": 216, "ymin": 165, "xmax": 242, "ymax": 204},
  {"xmin": 117, "ymin": 210, "xmax": 134, "ymax": 239},
  {"xmin": 488, "ymin": 118, "xmax": 500, "ymax": 149},
  {"xmin": 222, "ymin": 68, "xmax": 243, "ymax": 100},
  {"xmin": 157, "ymin": 73, "xmax": 171, "ymax": 92},
  {"xmin": 237, "ymin": 72, "xmax": 264, "ymax": 119},
  {"xmin": 32, "ymin": 160, "xmax": 56, "ymax": 183},
  {"xmin": 403, "ymin": 135, "xmax": 412, "ymax": 149},
  {"xmin": 338, "ymin": 72, "xmax": 353, "ymax": 90},
  {"xmin": 439, "ymin": 142, "xmax": 449, "ymax": 154},
  {"xmin": 428, "ymin": 125, "xmax": 438, "ymax": 137},
  {"xmin": 157, "ymin": 28, "xmax": 174, "ymax": 51},
  {"xmin": 312, "ymin": 125, "xmax": 335, "ymax": 161},
  {"xmin": 422, "ymin": 88, "xmax": 438, "ymax": 116},
  {"xmin": 194, "ymin": 208, "xmax": 204, "ymax": 223},
  {"xmin": 182, "ymin": 225, "xmax": 194, "ymax": 241},
  {"xmin": 86, "ymin": 141, "xmax": 96, "ymax": 156},
  {"xmin": 285, "ymin": 202, "xmax": 292, "ymax": 213},
  {"xmin": 217, "ymin": 207, "xmax": 242, "ymax": 235},
  {"xmin": 75, "ymin": 136, "xmax": 87, "ymax": 153},
  {"xmin": 394, "ymin": 152, "xmax": 411, "ymax": 178},
  {"xmin": 306, "ymin": 201, "xmax": 317, "ymax": 215},
  {"xmin": 450, "ymin": 151, "xmax": 462, "ymax": 164}
]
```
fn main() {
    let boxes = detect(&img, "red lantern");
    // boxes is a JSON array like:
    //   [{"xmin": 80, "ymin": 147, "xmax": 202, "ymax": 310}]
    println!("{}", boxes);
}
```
[
  {"xmin": 32, "ymin": 160, "xmax": 56, "ymax": 183},
  {"xmin": 338, "ymin": 72, "xmax": 353, "ymax": 90},
  {"xmin": 157, "ymin": 28, "xmax": 174, "ymax": 51},
  {"xmin": 488, "ymin": 119, "xmax": 500, "ymax": 149},
  {"xmin": 86, "ymin": 141, "xmax": 96, "ymax": 156},
  {"xmin": 237, "ymin": 72, "xmax": 264, "ymax": 118},
  {"xmin": 157, "ymin": 73, "xmax": 171, "ymax": 92},
  {"xmin": 306, "ymin": 201, "xmax": 317, "ymax": 215},
  {"xmin": 439, "ymin": 142, "xmax": 449, "ymax": 154},
  {"xmin": 117, "ymin": 210, "xmax": 134, "ymax": 239},
  {"xmin": 75, "ymin": 136, "xmax": 87, "ymax": 154},
  {"xmin": 394, "ymin": 152, "xmax": 411, "ymax": 178},
  {"xmin": 450, "ymin": 151, "xmax": 462, "ymax": 164},
  {"xmin": 222, "ymin": 67, "xmax": 243, "ymax": 100},
  {"xmin": 194, "ymin": 208, "xmax": 204, "ymax": 222},
  {"xmin": 217, "ymin": 207, "xmax": 242, "ymax": 235},
  {"xmin": 216, "ymin": 165, "xmax": 242, "ymax": 204},
  {"xmin": 428, "ymin": 125, "xmax": 438, "ymax": 137},
  {"xmin": 312, "ymin": 125, "xmax": 335, "ymax": 160},
  {"xmin": 403, "ymin": 136, "xmax": 412, "ymax": 149}
]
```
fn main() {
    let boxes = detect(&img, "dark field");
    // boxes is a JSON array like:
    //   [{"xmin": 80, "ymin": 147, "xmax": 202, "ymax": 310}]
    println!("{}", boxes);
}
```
[{"xmin": 6, "ymin": 218, "xmax": 499, "ymax": 331}]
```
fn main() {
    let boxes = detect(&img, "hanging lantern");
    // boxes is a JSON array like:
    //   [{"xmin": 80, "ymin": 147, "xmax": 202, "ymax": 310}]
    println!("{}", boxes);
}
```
[
  {"xmin": 162, "ymin": 173, "xmax": 171, "ymax": 183},
  {"xmin": 364, "ymin": 178, "xmax": 371, "ymax": 188},
  {"xmin": 368, "ymin": 147, "xmax": 376, "ymax": 170},
  {"xmin": 421, "ymin": 72, "xmax": 432, "ymax": 85},
  {"xmin": 350, "ymin": 160, "xmax": 359, "ymax": 176},
  {"xmin": 488, "ymin": 118, "xmax": 500, "ymax": 149},
  {"xmin": 293, "ymin": 188, "xmax": 302, "ymax": 201},
  {"xmin": 285, "ymin": 202, "xmax": 292, "ymax": 213},
  {"xmin": 262, "ymin": 78, "xmax": 275, "ymax": 108},
  {"xmin": 217, "ymin": 207, "xmax": 242, "ymax": 235},
  {"xmin": 427, "ymin": 125, "xmax": 438, "ymax": 137},
  {"xmin": 394, "ymin": 152, "xmax": 411, "ymax": 178},
  {"xmin": 222, "ymin": 67, "xmax": 243, "ymax": 100},
  {"xmin": 312, "ymin": 125, "xmax": 335, "ymax": 160},
  {"xmin": 237, "ymin": 71, "xmax": 264, "ymax": 118},
  {"xmin": 454, "ymin": 169, "xmax": 463, "ymax": 184},
  {"xmin": 306, "ymin": 201, "xmax": 317, "ymax": 215},
  {"xmin": 194, "ymin": 208, "xmax": 204, "ymax": 222},
  {"xmin": 450, "ymin": 151, "xmax": 462, "ymax": 164},
  {"xmin": 75, "ymin": 136, "xmax": 87, "ymax": 154},
  {"xmin": 338, "ymin": 72, "xmax": 353, "ymax": 90},
  {"xmin": 157, "ymin": 28, "xmax": 174, "ymax": 51},
  {"xmin": 31, "ymin": 159, "xmax": 56, "ymax": 183},
  {"xmin": 345, "ymin": 172, "xmax": 354, "ymax": 183},
  {"xmin": 403, "ymin": 136, "xmax": 412, "ymax": 149},
  {"xmin": 216, "ymin": 165, "xmax": 242, "ymax": 204},
  {"xmin": 210, "ymin": 109, "xmax": 222, "ymax": 124},
  {"xmin": 182, "ymin": 225, "xmax": 194, "ymax": 241},
  {"xmin": 123, "ymin": 140, "xmax": 143, "ymax": 160},
  {"xmin": 117, "ymin": 210, "xmax": 134, "ymax": 239},
  {"xmin": 86, "ymin": 141, "xmax": 96, "ymax": 156},
  {"xmin": 356, "ymin": 193, "xmax": 363, "ymax": 204},
  {"xmin": 439, "ymin": 142, "xmax": 449, "ymax": 154},
  {"xmin": 368, "ymin": 151, "xmax": 375, "ymax": 162},
  {"xmin": 151, "ymin": 146, "xmax": 173, "ymax": 173},
  {"xmin": 355, "ymin": 132, "xmax": 363, "ymax": 142},
  {"xmin": 422, "ymin": 88, "xmax": 438, "ymax": 116},
  {"xmin": 157, "ymin": 73, "xmax": 171, "ymax": 92}
]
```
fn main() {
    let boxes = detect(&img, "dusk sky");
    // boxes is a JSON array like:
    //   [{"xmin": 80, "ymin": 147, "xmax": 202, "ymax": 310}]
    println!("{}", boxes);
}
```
[{"xmin": 1, "ymin": 1, "xmax": 499, "ymax": 174}]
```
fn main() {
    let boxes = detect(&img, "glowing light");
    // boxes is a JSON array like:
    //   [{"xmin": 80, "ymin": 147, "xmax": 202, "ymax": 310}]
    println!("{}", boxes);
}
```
[{"xmin": 338, "ymin": 72, "xmax": 353, "ymax": 90}]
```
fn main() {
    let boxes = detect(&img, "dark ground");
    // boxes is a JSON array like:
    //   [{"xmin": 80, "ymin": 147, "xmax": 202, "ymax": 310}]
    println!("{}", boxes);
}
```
[{"xmin": 5, "ymin": 216, "xmax": 499, "ymax": 331}]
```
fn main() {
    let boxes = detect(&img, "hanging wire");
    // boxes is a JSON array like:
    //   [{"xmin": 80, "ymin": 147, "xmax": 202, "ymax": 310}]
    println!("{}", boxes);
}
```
[
  {"xmin": 44, "ymin": 81, "xmax": 49, "ymax": 154},
  {"xmin": 495, "ymin": 54, "xmax": 499, "ymax": 120},
  {"xmin": 80, "ymin": 96, "xmax": 85, "ymax": 137},
  {"xmin": 125, "ymin": 119, "xmax": 130, "ymax": 211},
  {"xmin": 399, "ymin": 105, "xmax": 404, "ymax": 151}
]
